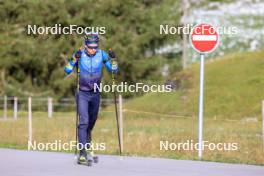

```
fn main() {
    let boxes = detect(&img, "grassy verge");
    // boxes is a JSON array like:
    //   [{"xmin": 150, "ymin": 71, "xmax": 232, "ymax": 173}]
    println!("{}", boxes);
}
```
[
  {"xmin": 124, "ymin": 50, "xmax": 264, "ymax": 120},
  {"xmin": 1, "ymin": 50, "xmax": 264, "ymax": 165},
  {"xmin": 0, "ymin": 111, "xmax": 263, "ymax": 165}
]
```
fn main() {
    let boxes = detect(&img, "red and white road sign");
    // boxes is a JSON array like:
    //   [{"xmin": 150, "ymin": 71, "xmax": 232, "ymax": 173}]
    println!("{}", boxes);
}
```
[{"xmin": 190, "ymin": 23, "xmax": 219, "ymax": 53}]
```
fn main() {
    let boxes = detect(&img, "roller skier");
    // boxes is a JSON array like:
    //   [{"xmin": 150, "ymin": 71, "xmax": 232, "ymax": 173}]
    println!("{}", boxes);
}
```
[{"xmin": 64, "ymin": 33, "xmax": 118, "ymax": 166}]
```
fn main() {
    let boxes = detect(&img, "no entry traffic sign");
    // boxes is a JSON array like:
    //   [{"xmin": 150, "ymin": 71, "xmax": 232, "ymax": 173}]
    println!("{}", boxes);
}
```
[
  {"xmin": 189, "ymin": 23, "xmax": 219, "ymax": 160},
  {"xmin": 190, "ymin": 23, "xmax": 219, "ymax": 53}
]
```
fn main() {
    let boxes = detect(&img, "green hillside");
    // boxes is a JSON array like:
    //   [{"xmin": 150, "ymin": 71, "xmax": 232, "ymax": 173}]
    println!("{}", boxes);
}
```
[
  {"xmin": 1, "ymin": 50, "xmax": 263, "ymax": 164},
  {"xmin": 124, "ymin": 50, "xmax": 264, "ymax": 120}
]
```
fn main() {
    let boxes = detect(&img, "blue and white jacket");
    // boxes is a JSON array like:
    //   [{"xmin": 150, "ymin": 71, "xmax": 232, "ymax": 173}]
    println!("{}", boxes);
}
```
[{"xmin": 64, "ymin": 49, "xmax": 117, "ymax": 91}]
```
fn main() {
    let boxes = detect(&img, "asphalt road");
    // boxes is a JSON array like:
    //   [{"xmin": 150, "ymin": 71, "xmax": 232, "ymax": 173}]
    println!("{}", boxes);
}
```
[{"xmin": 0, "ymin": 149, "xmax": 263, "ymax": 176}]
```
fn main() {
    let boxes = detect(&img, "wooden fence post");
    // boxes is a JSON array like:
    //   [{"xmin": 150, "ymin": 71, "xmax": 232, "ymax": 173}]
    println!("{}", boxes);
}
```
[
  {"xmin": 28, "ymin": 97, "xmax": 32, "ymax": 146},
  {"xmin": 48, "ymin": 97, "xmax": 53, "ymax": 118},
  {"xmin": 262, "ymin": 101, "xmax": 264, "ymax": 151},
  {"xmin": 3, "ymin": 95, "xmax": 7, "ymax": 119}
]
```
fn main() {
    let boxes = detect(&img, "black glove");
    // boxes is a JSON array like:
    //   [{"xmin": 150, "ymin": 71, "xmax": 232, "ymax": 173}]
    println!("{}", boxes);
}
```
[
  {"xmin": 74, "ymin": 50, "xmax": 82, "ymax": 59},
  {"xmin": 108, "ymin": 49, "xmax": 116, "ymax": 58}
]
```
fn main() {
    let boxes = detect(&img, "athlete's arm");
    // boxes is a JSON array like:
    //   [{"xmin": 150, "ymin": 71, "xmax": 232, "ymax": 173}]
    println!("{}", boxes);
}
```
[
  {"xmin": 64, "ymin": 50, "xmax": 81, "ymax": 74},
  {"xmin": 102, "ymin": 50, "xmax": 118, "ymax": 73}
]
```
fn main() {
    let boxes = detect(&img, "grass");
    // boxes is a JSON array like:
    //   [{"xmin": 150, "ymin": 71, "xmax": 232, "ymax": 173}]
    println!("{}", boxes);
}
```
[
  {"xmin": 0, "ymin": 50, "xmax": 264, "ymax": 165},
  {"xmin": 0, "ymin": 110, "xmax": 263, "ymax": 165},
  {"xmin": 124, "ymin": 50, "xmax": 264, "ymax": 120}
]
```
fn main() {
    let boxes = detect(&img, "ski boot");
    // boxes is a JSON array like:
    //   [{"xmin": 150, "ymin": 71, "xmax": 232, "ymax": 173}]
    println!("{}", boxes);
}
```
[
  {"xmin": 89, "ymin": 150, "xmax": 99, "ymax": 163},
  {"xmin": 87, "ymin": 141, "xmax": 99, "ymax": 163},
  {"xmin": 77, "ymin": 155, "xmax": 93, "ymax": 166}
]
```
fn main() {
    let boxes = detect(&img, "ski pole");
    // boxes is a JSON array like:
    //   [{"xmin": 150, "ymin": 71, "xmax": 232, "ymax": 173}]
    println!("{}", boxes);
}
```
[
  {"xmin": 111, "ymin": 57, "xmax": 122, "ymax": 156},
  {"xmin": 75, "ymin": 56, "xmax": 80, "ymax": 158}
]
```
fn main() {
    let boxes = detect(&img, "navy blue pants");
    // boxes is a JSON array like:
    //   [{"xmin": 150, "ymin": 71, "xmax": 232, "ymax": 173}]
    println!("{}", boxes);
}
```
[{"xmin": 76, "ymin": 91, "xmax": 100, "ymax": 156}]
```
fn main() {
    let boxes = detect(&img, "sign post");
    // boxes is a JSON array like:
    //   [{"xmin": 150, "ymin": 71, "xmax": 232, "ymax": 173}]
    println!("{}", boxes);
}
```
[
  {"xmin": 190, "ymin": 23, "xmax": 219, "ymax": 160},
  {"xmin": 198, "ymin": 53, "xmax": 204, "ymax": 159}
]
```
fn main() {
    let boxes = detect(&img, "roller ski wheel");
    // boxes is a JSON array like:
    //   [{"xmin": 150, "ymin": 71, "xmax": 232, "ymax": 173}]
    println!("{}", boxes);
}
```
[
  {"xmin": 86, "ymin": 154, "xmax": 93, "ymax": 166},
  {"xmin": 86, "ymin": 159, "xmax": 93, "ymax": 166},
  {"xmin": 89, "ymin": 151, "xmax": 99, "ymax": 163},
  {"xmin": 93, "ymin": 155, "xmax": 99, "ymax": 163}
]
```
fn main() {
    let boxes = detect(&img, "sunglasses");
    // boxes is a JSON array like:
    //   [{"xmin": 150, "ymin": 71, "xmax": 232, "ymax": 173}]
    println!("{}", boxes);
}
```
[{"xmin": 86, "ymin": 45, "xmax": 98, "ymax": 50}]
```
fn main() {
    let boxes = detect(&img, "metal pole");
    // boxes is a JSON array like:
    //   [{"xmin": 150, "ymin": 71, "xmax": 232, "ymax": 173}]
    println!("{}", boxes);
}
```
[
  {"xmin": 75, "ymin": 58, "xmax": 80, "ymax": 158},
  {"xmin": 113, "ymin": 90, "xmax": 122, "ymax": 155},
  {"xmin": 198, "ymin": 54, "xmax": 205, "ymax": 159},
  {"xmin": 3, "ymin": 95, "xmax": 7, "ymax": 119},
  {"xmin": 14, "ymin": 97, "xmax": 17, "ymax": 120},
  {"xmin": 28, "ymin": 97, "xmax": 32, "ymax": 146},
  {"xmin": 119, "ymin": 95, "xmax": 123, "ymax": 153},
  {"xmin": 112, "ymin": 66, "xmax": 122, "ymax": 155}
]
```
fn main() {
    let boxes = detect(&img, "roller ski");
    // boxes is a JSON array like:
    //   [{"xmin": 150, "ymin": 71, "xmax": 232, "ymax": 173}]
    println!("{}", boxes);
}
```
[
  {"xmin": 89, "ymin": 150, "xmax": 99, "ymax": 163},
  {"xmin": 77, "ymin": 155, "xmax": 93, "ymax": 166}
]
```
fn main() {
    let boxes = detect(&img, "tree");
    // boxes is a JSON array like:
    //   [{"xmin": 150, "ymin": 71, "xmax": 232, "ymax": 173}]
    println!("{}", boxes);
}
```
[{"xmin": 0, "ymin": 0, "xmax": 182, "ymax": 98}]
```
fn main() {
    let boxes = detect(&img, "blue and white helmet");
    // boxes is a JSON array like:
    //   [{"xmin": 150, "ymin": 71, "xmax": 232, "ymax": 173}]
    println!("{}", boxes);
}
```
[{"xmin": 84, "ymin": 32, "xmax": 99, "ymax": 46}]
